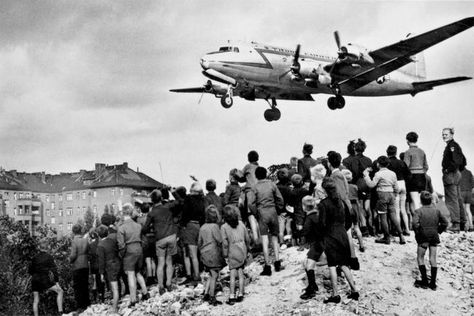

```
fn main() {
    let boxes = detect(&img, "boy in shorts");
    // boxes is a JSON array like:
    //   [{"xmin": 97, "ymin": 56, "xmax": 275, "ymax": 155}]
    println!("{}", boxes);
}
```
[
  {"xmin": 413, "ymin": 191, "xmax": 448, "ymax": 290},
  {"xmin": 250, "ymin": 166, "xmax": 284, "ymax": 276},
  {"xmin": 30, "ymin": 239, "xmax": 64, "ymax": 316}
]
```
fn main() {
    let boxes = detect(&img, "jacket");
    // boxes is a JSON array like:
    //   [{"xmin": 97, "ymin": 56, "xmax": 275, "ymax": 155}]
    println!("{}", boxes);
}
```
[{"xmin": 70, "ymin": 235, "xmax": 90, "ymax": 271}]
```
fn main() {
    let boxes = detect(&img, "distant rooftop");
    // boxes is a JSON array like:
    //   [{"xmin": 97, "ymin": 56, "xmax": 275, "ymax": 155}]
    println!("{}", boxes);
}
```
[{"xmin": 0, "ymin": 162, "xmax": 163, "ymax": 193}]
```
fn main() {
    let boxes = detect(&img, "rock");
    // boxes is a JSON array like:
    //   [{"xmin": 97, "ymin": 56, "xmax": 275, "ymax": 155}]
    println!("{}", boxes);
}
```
[{"xmin": 170, "ymin": 301, "xmax": 182, "ymax": 314}]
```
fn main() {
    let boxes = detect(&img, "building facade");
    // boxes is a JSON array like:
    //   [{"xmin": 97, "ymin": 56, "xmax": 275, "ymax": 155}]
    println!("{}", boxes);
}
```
[{"xmin": 0, "ymin": 162, "xmax": 163, "ymax": 236}]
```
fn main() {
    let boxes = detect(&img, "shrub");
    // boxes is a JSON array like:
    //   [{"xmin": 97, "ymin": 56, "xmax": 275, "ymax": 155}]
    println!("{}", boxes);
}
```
[{"xmin": 0, "ymin": 215, "xmax": 75, "ymax": 315}]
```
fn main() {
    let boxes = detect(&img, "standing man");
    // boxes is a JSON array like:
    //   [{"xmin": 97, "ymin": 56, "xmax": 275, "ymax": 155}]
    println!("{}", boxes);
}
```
[{"xmin": 441, "ymin": 128, "xmax": 466, "ymax": 232}]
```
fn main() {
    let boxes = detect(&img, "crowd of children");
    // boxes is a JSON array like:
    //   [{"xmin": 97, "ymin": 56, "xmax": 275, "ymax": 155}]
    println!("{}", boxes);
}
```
[{"xmin": 29, "ymin": 134, "xmax": 473, "ymax": 315}]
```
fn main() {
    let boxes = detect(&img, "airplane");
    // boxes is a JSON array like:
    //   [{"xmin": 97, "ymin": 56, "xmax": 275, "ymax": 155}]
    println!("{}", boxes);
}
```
[{"xmin": 170, "ymin": 17, "xmax": 473, "ymax": 122}]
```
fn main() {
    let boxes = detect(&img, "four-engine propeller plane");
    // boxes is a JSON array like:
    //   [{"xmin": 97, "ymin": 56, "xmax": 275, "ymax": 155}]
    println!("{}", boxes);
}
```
[{"xmin": 171, "ymin": 17, "xmax": 473, "ymax": 121}]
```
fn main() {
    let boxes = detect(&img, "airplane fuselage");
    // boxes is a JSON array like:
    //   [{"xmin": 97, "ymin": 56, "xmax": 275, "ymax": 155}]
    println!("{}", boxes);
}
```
[{"xmin": 201, "ymin": 42, "xmax": 418, "ymax": 99}]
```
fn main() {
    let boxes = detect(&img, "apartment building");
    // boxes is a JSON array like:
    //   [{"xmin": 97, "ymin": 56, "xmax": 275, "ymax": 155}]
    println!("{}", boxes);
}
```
[{"xmin": 0, "ymin": 162, "xmax": 162, "ymax": 235}]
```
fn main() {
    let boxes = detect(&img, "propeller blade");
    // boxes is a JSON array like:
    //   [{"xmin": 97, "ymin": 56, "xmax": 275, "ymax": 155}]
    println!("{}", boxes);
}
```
[
  {"xmin": 198, "ymin": 92, "xmax": 204, "ymax": 104},
  {"xmin": 334, "ymin": 31, "xmax": 341, "ymax": 50},
  {"xmin": 294, "ymin": 44, "xmax": 301, "ymax": 63}
]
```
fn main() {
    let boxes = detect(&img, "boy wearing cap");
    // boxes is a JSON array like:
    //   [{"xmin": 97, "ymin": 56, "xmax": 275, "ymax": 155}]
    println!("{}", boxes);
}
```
[{"xmin": 413, "ymin": 191, "xmax": 449, "ymax": 290}]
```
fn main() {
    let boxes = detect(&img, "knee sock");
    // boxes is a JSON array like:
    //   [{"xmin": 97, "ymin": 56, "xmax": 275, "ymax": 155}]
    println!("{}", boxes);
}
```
[
  {"xmin": 306, "ymin": 269, "xmax": 317, "ymax": 290},
  {"xmin": 419, "ymin": 265, "xmax": 428, "ymax": 282},
  {"xmin": 430, "ymin": 267, "xmax": 438, "ymax": 285}
]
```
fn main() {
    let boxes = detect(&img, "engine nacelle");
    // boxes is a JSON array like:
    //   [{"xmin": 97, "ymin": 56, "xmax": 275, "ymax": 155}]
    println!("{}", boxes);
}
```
[
  {"xmin": 339, "ymin": 44, "xmax": 374, "ymax": 65},
  {"xmin": 298, "ymin": 60, "xmax": 320, "ymax": 79}
]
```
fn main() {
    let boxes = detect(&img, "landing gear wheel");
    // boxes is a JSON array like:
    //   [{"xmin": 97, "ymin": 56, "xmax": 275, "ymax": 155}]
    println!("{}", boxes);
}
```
[
  {"xmin": 327, "ymin": 97, "xmax": 338, "ymax": 110},
  {"xmin": 220, "ymin": 95, "xmax": 233, "ymax": 108},
  {"xmin": 264, "ymin": 109, "xmax": 281, "ymax": 122},
  {"xmin": 335, "ymin": 95, "xmax": 345, "ymax": 109}
]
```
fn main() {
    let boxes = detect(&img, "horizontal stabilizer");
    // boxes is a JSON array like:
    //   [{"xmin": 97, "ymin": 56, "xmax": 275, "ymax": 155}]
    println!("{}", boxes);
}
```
[{"xmin": 411, "ymin": 76, "xmax": 472, "ymax": 95}]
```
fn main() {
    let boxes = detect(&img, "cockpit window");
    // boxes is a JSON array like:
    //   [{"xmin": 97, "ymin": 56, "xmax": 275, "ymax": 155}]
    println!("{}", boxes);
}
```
[
  {"xmin": 219, "ymin": 46, "xmax": 232, "ymax": 52},
  {"xmin": 233, "ymin": 47, "xmax": 239, "ymax": 53}
]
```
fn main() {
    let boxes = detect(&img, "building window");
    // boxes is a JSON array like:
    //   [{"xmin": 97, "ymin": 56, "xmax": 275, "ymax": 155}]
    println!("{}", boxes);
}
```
[
  {"xmin": 58, "ymin": 224, "xmax": 63, "ymax": 231},
  {"xmin": 82, "ymin": 206, "xmax": 86, "ymax": 214},
  {"xmin": 19, "ymin": 207, "xmax": 24, "ymax": 215},
  {"xmin": 59, "ymin": 194, "xmax": 63, "ymax": 201},
  {"xmin": 66, "ymin": 208, "xmax": 72, "ymax": 216},
  {"xmin": 93, "ymin": 205, "xmax": 97, "ymax": 214},
  {"xmin": 13, "ymin": 193, "xmax": 17, "ymax": 200},
  {"xmin": 76, "ymin": 192, "xmax": 80, "ymax": 200},
  {"xmin": 111, "ymin": 189, "xmax": 115, "ymax": 196},
  {"xmin": 82, "ymin": 192, "xmax": 86, "ymax": 200},
  {"xmin": 66, "ymin": 193, "xmax": 73, "ymax": 201},
  {"xmin": 45, "ymin": 194, "xmax": 49, "ymax": 202},
  {"xmin": 13, "ymin": 207, "xmax": 17, "ymax": 216},
  {"xmin": 93, "ymin": 191, "xmax": 97, "ymax": 198},
  {"xmin": 46, "ymin": 209, "xmax": 51, "ymax": 217},
  {"xmin": 51, "ymin": 202, "xmax": 55, "ymax": 210},
  {"xmin": 19, "ymin": 193, "xmax": 24, "ymax": 199},
  {"xmin": 67, "ymin": 222, "xmax": 72, "ymax": 230},
  {"xmin": 120, "ymin": 189, "xmax": 124, "ymax": 196},
  {"xmin": 26, "ymin": 193, "xmax": 31, "ymax": 199},
  {"xmin": 58, "ymin": 209, "xmax": 63, "ymax": 217},
  {"xmin": 51, "ymin": 217, "xmax": 56, "ymax": 224}
]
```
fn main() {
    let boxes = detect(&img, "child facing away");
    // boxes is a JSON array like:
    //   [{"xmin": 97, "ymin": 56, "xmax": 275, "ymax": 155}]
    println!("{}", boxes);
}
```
[
  {"xmin": 29, "ymin": 239, "xmax": 64, "ymax": 316},
  {"xmin": 224, "ymin": 168, "xmax": 244, "ymax": 207},
  {"xmin": 413, "ymin": 191, "xmax": 449, "ymax": 290},
  {"xmin": 198, "ymin": 205, "xmax": 226, "ymax": 306},
  {"xmin": 220, "ymin": 206, "xmax": 251, "ymax": 305}
]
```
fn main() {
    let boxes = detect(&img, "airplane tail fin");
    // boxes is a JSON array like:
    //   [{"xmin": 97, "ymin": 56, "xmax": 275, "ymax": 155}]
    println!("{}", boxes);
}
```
[{"xmin": 411, "ymin": 76, "xmax": 472, "ymax": 96}]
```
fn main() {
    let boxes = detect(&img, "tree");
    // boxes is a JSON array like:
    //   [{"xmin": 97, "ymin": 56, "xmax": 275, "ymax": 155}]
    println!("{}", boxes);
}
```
[
  {"xmin": 103, "ymin": 204, "xmax": 110, "ymax": 215},
  {"xmin": 84, "ymin": 206, "xmax": 94, "ymax": 233}
]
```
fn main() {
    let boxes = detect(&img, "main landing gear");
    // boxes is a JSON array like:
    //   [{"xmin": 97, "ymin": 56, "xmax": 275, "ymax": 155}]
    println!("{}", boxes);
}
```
[
  {"xmin": 327, "ymin": 95, "xmax": 345, "ymax": 110},
  {"xmin": 327, "ymin": 84, "xmax": 345, "ymax": 110},
  {"xmin": 220, "ymin": 86, "xmax": 234, "ymax": 108},
  {"xmin": 264, "ymin": 98, "xmax": 281, "ymax": 122}
]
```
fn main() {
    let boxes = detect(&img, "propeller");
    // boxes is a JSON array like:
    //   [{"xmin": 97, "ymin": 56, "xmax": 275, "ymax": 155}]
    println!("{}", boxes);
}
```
[
  {"xmin": 278, "ymin": 44, "xmax": 302, "ymax": 80},
  {"xmin": 198, "ymin": 80, "xmax": 212, "ymax": 104},
  {"xmin": 328, "ymin": 31, "xmax": 343, "ymax": 75}
]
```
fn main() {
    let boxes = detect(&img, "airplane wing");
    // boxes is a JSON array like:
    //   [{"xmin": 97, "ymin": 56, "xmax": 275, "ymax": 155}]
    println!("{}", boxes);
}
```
[
  {"xmin": 333, "ymin": 17, "xmax": 474, "ymax": 93},
  {"xmin": 411, "ymin": 76, "xmax": 472, "ymax": 95},
  {"xmin": 170, "ymin": 81, "xmax": 227, "ymax": 96}
]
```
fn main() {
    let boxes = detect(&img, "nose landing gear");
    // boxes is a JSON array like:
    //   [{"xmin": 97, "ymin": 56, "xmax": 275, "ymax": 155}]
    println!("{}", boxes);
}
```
[
  {"xmin": 264, "ymin": 98, "xmax": 281, "ymax": 122},
  {"xmin": 220, "ymin": 85, "xmax": 234, "ymax": 108}
]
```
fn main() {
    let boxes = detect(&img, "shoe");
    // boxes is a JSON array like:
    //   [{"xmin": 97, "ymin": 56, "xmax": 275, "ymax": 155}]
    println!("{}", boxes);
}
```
[
  {"xmin": 166, "ymin": 284, "xmax": 176, "ymax": 292},
  {"xmin": 128, "ymin": 300, "xmax": 138, "ymax": 308},
  {"xmin": 402, "ymin": 231, "xmax": 410, "ymax": 236},
  {"xmin": 209, "ymin": 296, "xmax": 223, "ymax": 306},
  {"xmin": 274, "ymin": 260, "xmax": 284, "ymax": 272},
  {"xmin": 323, "ymin": 295, "xmax": 341, "ymax": 304},
  {"xmin": 347, "ymin": 291, "xmax": 359, "ymax": 300},
  {"xmin": 414, "ymin": 279, "xmax": 428, "ymax": 289},
  {"xmin": 141, "ymin": 292, "xmax": 150, "ymax": 301},
  {"xmin": 375, "ymin": 238, "xmax": 390, "ymax": 244},
  {"xmin": 300, "ymin": 286, "xmax": 317, "ymax": 300},
  {"xmin": 359, "ymin": 246, "xmax": 365, "ymax": 252},
  {"xmin": 399, "ymin": 238, "xmax": 406, "ymax": 245},
  {"xmin": 350, "ymin": 257, "xmax": 360, "ymax": 270},
  {"xmin": 429, "ymin": 283, "xmax": 437, "ymax": 291},
  {"xmin": 203, "ymin": 293, "xmax": 210, "ymax": 301},
  {"xmin": 260, "ymin": 265, "xmax": 272, "ymax": 276},
  {"xmin": 159, "ymin": 287, "xmax": 166, "ymax": 295},
  {"xmin": 179, "ymin": 275, "xmax": 193, "ymax": 285},
  {"xmin": 236, "ymin": 295, "xmax": 244, "ymax": 302},
  {"xmin": 226, "ymin": 297, "xmax": 237, "ymax": 305}
]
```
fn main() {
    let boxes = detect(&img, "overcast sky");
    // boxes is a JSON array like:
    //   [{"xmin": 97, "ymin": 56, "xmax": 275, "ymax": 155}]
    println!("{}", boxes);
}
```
[{"xmin": 0, "ymin": 0, "xmax": 473, "ymax": 193}]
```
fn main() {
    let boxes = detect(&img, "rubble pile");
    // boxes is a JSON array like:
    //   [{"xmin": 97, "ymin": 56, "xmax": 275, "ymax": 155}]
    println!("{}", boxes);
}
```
[{"xmin": 76, "ymin": 232, "xmax": 473, "ymax": 316}]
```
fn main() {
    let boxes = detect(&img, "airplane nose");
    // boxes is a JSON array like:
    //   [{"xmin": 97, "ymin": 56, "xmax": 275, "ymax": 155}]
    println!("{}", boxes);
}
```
[{"xmin": 200, "ymin": 57, "xmax": 209, "ymax": 70}]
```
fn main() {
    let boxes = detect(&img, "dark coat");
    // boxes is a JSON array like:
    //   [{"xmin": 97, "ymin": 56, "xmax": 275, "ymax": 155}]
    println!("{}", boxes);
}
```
[
  {"xmin": 413, "ymin": 205, "xmax": 448, "ymax": 245},
  {"xmin": 198, "ymin": 223, "xmax": 225, "ymax": 269}
]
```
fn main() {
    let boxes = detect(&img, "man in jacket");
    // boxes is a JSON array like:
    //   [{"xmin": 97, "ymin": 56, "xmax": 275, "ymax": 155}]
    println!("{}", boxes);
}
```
[{"xmin": 442, "ymin": 127, "xmax": 467, "ymax": 232}]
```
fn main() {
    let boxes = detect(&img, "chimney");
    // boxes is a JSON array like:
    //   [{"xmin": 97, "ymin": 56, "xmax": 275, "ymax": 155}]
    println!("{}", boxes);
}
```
[
  {"xmin": 95, "ymin": 163, "xmax": 106, "ymax": 176},
  {"xmin": 123, "ymin": 162, "xmax": 128, "ymax": 169},
  {"xmin": 41, "ymin": 171, "xmax": 45, "ymax": 183}
]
